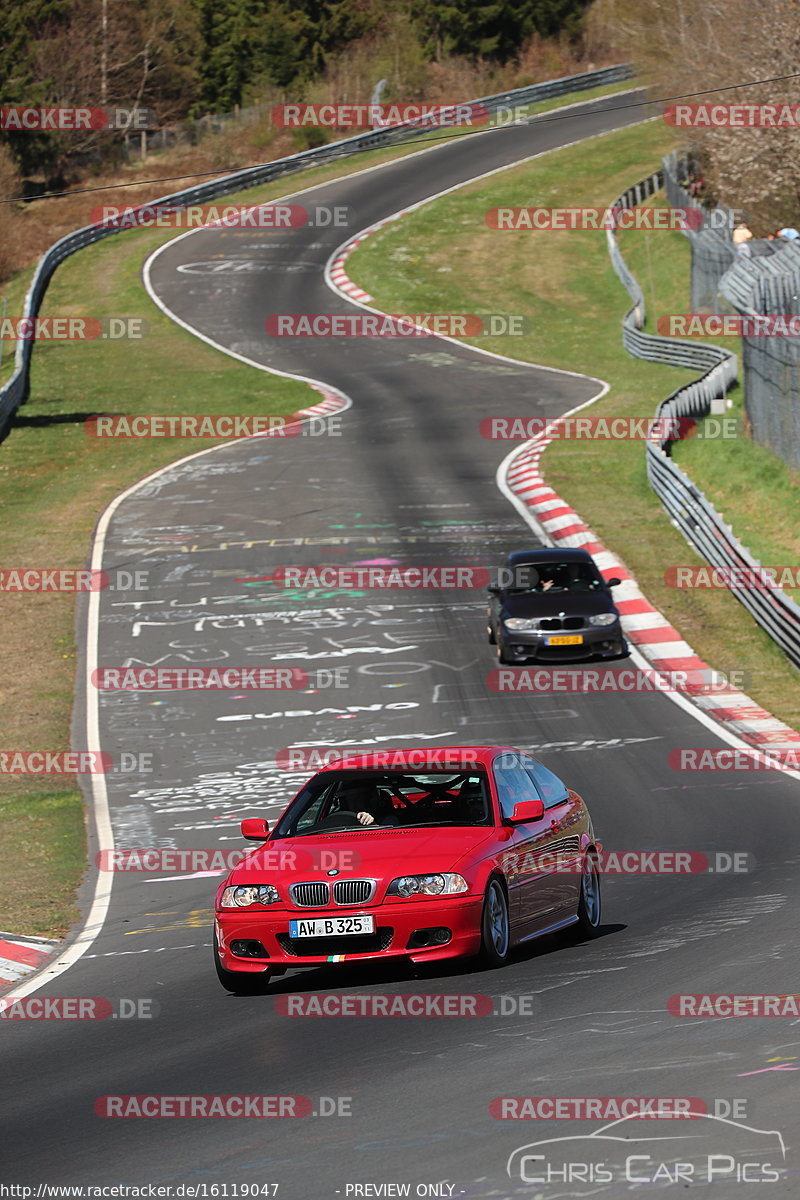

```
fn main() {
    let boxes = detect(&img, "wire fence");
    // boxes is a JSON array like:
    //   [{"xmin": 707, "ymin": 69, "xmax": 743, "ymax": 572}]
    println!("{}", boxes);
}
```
[
  {"xmin": 663, "ymin": 151, "xmax": 800, "ymax": 470},
  {"xmin": 719, "ymin": 243, "xmax": 800, "ymax": 471},
  {"xmin": 606, "ymin": 162, "xmax": 800, "ymax": 669},
  {"xmin": 0, "ymin": 63, "xmax": 635, "ymax": 443},
  {"xmin": 123, "ymin": 101, "xmax": 276, "ymax": 157}
]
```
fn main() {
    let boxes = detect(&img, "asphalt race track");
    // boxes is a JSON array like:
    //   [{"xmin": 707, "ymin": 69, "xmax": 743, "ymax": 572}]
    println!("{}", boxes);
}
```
[{"xmin": 4, "ymin": 92, "xmax": 800, "ymax": 1197}]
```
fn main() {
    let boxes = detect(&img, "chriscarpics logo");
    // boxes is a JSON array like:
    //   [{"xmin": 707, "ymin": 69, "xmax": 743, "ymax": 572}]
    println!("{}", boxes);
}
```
[{"xmin": 506, "ymin": 1113, "xmax": 786, "ymax": 1191}]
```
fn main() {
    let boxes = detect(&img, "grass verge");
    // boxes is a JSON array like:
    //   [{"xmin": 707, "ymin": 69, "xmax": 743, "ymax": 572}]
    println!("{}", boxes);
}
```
[
  {"xmin": 674, "ymin": 390, "xmax": 800, "ymax": 602},
  {"xmin": 346, "ymin": 118, "xmax": 800, "ymax": 728}
]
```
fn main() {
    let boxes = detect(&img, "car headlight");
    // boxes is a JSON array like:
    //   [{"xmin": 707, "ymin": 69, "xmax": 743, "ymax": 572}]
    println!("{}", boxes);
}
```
[
  {"xmin": 504, "ymin": 618, "xmax": 539, "ymax": 631},
  {"xmin": 588, "ymin": 613, "xmax": 618, "ymax": 626},
  {"xmin": 220, "ymin": 884, "xmax": 280, "ymax": 908},
  {"xmin": 387, "ymin": 873, "xmax": 469, "ymax": 897}
]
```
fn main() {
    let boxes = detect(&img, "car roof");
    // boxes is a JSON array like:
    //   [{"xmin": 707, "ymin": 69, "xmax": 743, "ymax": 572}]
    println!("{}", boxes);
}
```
[
  {"xmin": 506, "ymin": 547, "xmax": 594, "ymax": 567},
  {"xmin": 315, "ymin": 747, "xmax": 522, "ymax": 773}
]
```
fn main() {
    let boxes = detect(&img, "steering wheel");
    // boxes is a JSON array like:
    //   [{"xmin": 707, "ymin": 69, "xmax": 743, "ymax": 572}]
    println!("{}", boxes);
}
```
[{"xmin": 314, "ymin": 811, "xmax": 363, "ymax": 830}]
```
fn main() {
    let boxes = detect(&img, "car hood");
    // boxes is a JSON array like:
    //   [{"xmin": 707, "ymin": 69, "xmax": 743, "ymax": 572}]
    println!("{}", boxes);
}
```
[
  {"xmin": 231, "ymin": 826, "xmax": 497, "ymax": 882},
  {"xmin": 501, "ymin": 590, "xmax": 617, "ymax": 618}
]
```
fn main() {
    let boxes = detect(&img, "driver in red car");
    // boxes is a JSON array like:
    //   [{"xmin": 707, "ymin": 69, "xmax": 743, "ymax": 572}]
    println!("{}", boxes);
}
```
[{"xmin": 337, "ymin": 782, "xmax": 389, "ymax": 826}]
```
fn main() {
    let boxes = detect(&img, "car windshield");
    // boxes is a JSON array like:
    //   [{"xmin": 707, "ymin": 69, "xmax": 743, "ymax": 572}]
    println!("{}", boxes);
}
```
[
  {"xmin": 507, "ymin": 561, "xmax": 601, "ymax": 593},
  {"xmin": 274, "ymin": 770, "xmax": 493, "ymax": 835}
]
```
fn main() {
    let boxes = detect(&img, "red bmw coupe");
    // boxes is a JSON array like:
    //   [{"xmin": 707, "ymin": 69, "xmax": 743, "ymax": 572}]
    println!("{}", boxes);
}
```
[{"xmin": 213, "ymin": 746, "xmax": 601, "ymax": 993}]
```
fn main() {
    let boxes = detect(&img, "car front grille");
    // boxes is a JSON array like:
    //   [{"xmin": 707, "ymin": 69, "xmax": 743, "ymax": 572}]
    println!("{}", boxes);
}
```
[
  {"xmin": 277, "ymin": 928, "xmax": 394, "ymax": 957},
  {"xmin": 333, "ymin": 879, "xmax": 374, "ymax": 905},
  {"xmin": 290, "ymin": 882, "xmax": 329, "ymax": 907},
  {"xmin": 289, "ymin": 880, "xmax": 376, "ymax": 907},
  {"xmin": 538, "ymin": 616, "xmax": 585, "ymax": 631}
]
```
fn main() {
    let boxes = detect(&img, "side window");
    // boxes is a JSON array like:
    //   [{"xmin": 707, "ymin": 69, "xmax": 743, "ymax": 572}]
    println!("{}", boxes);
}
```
[
  {"xmin": 292, "ymin": 783, "xmax": 336, "ymax": 832},
  {"xmin": 523, "ymin": 758, "xmax": 570, "ymax": 810},
  {"xmin": 493, "ymin": 753, "xmax": 540, "ymax": 819}
]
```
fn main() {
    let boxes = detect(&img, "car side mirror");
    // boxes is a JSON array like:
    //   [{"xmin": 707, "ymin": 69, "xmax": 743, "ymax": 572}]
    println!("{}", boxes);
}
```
[
  {"xmin": 508, "ymin": 798, "xmax": 545, "ymax": 823},
  {"xmin": 606, "ymin": 577, "xmax": 621, "ymax": 588},
  {"xmin": 241, "ymin": 818, "xmax": 270, "ymax": 840},
  {"xmin": 487, "ymin": 584, "xmax": 501, "ymax": 596}
]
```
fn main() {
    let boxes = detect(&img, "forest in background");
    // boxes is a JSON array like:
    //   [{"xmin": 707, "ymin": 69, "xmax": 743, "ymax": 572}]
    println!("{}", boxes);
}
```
[
  {"xmin": 0, "ymin": 0, "xmax": 604, "ymax": 281},
  {"xmin": 1, "ymin": 0, "xmax": 592, "ymax": 177},
  {"xmin": 6, "ymin": 0, "xmax": 798, "ymax": 282}
]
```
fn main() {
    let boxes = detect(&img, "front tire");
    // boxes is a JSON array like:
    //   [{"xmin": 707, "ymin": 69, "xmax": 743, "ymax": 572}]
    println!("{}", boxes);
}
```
[
  {"xmin": 496, "ymin": 636, "xmax": 515, "ymax": 665},
  {"xmin": 565, "ymin": 851, "xmax": 601, "ymax": 940},
  {"xmin": 479, "ymin": 879, "xmax": 511, "ymax": 967},
  {"xmin": 214, "ymin": 932, "xmax": 272, "ymax": 994}
]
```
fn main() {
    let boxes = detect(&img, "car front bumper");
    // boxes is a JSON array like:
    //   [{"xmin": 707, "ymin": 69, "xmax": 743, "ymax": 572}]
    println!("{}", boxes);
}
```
[
  {"xmin": 501, "ymin": 624, "xmax": 624, "ymax": 661},
  {"xmin": 215, "ymin": 895, "xmax": 484, "ymax": 973}
]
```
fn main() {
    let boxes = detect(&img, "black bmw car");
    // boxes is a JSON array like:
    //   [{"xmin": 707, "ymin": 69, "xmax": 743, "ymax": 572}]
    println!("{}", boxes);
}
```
[{"xmin": 487, "ymin": 548, "xmax": 626, "ymax": 664}]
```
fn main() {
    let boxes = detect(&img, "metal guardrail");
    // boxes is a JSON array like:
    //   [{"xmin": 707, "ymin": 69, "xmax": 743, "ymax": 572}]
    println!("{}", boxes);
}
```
[
  {"xmin": 606, "ymin": 163, "xmax": 800, "ymax": 669},
  {"xmin": 0, "ymin": 63, "xmax": 634, "ymax": 443}
]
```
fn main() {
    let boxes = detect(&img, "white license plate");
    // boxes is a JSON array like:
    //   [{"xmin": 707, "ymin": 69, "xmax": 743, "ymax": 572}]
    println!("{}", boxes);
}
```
[{"xmin": 289, "ymin": 915, "xmax": 375, "ymax": 938}]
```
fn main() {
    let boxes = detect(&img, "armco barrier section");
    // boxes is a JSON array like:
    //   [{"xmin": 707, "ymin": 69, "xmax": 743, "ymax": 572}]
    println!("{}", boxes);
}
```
[
  {"xmin": 606, "ymin": 165, "xmax": 800, "ymax": 668},
  {"xmin": 0, "ymin": 63, "xmax": 634, "ymax": 442}
]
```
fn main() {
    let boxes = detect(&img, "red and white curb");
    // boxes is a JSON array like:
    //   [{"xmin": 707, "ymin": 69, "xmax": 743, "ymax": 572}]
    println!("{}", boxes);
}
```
[
  {"xmin": 0, "ymin": 933, "xmax": 59, "ymax": 988},
  {"xmin": 505, "ymin": 433, "xmax": 800, "ymax": 754},
  {"xmin": 292, "ymin": 385, "xmax": 348, "ymax": 420},
  {"xmin": 328, "ymin": 213, "xmax": 413, "ymax": 303}
]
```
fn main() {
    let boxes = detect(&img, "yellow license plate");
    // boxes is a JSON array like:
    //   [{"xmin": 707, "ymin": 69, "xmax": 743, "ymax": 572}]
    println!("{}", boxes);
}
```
[{"xmin": 546, "ymin": 635, "xmax": 583, "ymax": 646}]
